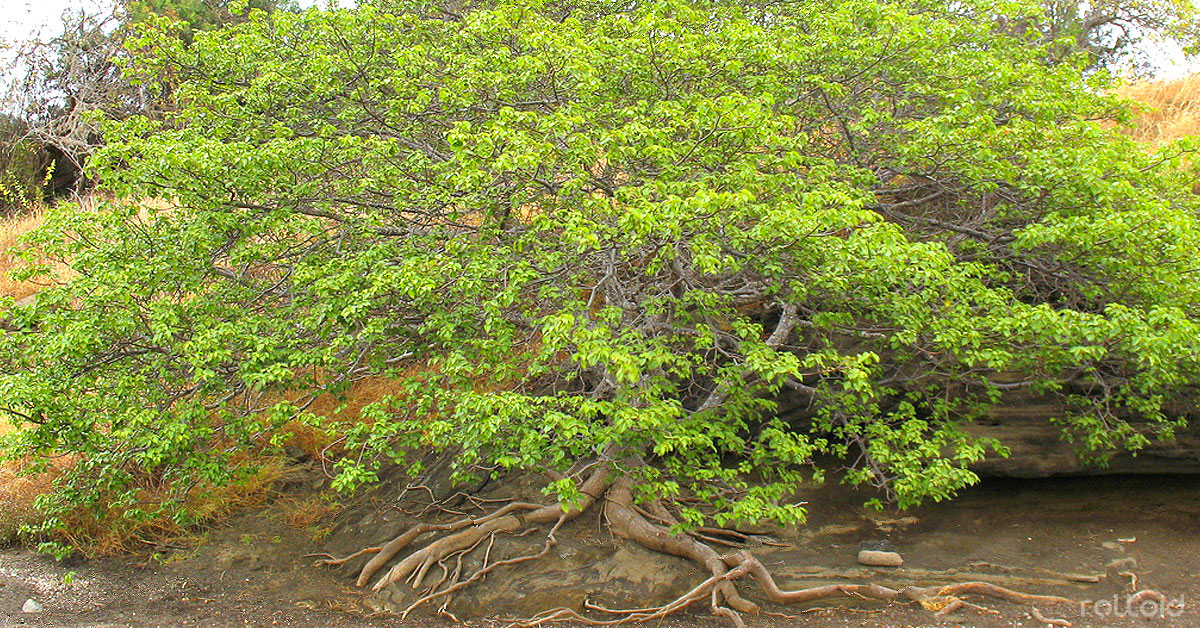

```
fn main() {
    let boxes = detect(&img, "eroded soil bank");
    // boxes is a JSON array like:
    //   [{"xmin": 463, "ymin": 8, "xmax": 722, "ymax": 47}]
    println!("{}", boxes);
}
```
[{"xmin": 2, "ymin": 471, "xmax": 1198, "ymax": 628}]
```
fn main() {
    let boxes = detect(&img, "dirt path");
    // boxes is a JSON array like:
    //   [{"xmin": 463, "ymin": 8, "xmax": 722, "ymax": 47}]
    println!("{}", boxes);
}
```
[
  {"xmin": 1, "ymin": 474, "xmax": 1198, "ymax": 628},
  {"xmin": 0, "ymin": 509, "xmax": 404, "ymax": 628}
]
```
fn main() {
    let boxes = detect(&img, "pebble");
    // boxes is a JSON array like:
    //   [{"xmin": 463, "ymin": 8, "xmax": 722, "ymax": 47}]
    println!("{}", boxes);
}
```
[
  {"xmin": 857, "ymin": 549, "xmax": 904, "ymax": 567},
  {"xmin": 22, "ymin": 598, "xmax": 43, "ymax": 613}
]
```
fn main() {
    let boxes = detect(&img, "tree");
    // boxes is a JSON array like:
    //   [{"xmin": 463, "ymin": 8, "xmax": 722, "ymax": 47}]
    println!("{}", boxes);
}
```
[
  {"xmin": 0, "ymin": 115, "xmax": 48, "ymax": 212},
  {"xmin": 1027, "ymin": 0, "xmax": 1200, "ymax": 71},
  {"xmin": 126, "ymin": 0, "xmax": 299, "ymax": 41},
  {"xmin": 2, "ymin": 0, "xmax": 1199, "ymax": 621},
  {"xmin": 0, "ymin": 0, "xmax": 297, "ymax": 199}
]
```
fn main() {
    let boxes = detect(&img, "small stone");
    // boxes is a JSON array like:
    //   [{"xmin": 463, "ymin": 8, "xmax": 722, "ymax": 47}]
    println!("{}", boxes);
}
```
[
  {"xmin": 1101, "ymin": 541, "xmax": 1124, "ymax": 551},
  {"xmin": 857, "ymin": 549, "xmax": 904, "ymax": 567},
  {"xmin": 22, "ymin": 598, "xmax": 44, "ymax": 613}
]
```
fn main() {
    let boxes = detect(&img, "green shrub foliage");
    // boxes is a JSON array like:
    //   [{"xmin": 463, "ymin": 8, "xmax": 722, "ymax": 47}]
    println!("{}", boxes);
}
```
[{"xmin": 3, "ymin": 0, "xmax": 1200, "ymax": 542}]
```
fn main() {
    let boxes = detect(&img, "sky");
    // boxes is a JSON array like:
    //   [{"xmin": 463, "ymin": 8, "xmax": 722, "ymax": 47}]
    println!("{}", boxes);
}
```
[
  {"xmin": 1, "ymin": 0, "xmax": 113, "ymax": 43},
  {"xmin": 0, "ymin": 0, "xmax": 342, "ymax": 41}
]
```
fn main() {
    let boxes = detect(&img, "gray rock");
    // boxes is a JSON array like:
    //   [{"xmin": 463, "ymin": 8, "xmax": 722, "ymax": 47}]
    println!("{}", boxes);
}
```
[
  {"xmin": 22, "ymin": 598, "xmax": 43, "ymax": 613},
  {"xmin": 857, "ymin": 549, "xmax": 904, "ymax": 567},
  {"xmin": 777, "ymin": 381, "xmax": 1200, "ymax": 477}
]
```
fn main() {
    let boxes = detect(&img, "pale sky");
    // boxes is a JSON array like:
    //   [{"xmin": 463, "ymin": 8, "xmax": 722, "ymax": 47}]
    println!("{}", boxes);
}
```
[{"xmin": 1, "ymin": 0, "xmax": 114, "ymax": 42}]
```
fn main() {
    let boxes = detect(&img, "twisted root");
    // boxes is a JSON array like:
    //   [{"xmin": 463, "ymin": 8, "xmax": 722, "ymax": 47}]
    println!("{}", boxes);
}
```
[{"xmin": 319, "ymin": 467, "xmax": 1088, "ymax": 626}]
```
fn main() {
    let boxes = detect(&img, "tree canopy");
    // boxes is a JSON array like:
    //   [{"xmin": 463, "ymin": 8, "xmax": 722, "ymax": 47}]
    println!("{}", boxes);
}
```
[
  {"xmin": 0, "ymin": 0, "xmax": 297, "ymax": 210},
  {"xmin": 2, "ymin": 0, "xmax": 1199, "ymax": 604}
]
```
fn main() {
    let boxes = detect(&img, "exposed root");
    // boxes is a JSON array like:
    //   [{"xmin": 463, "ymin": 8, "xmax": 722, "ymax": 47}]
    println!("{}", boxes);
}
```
[
  {"xmin": 399, "ymin": 517, "xmax": 572, "ymax": 619},
  {"xmin": 930, "ymin": 597, "xmax": 999, "ymax": 616},
  {"xmin": 740, "ymin": 553, "xmax": 1076, "ymax": 608},
  {"xmin": 356, "ymin": 505, "xmax": 541, "ymax": 587},
  {"xmin": 326, "ymin": 465, "xmax": 1085, "ymax": 626},
  {"xmin": 605, "ymin": 478, "xmax": 759, "ymax": 622},
  {"xmin": 1119, "ymin": 570, "xmax": 1139, "ymax": 590},
  {"xmin": 323, "ymin": 465, "xmax": 612, "ymax": 618},
  {"xmin": 967, "ymin": 561, "xmax": 1103, "ymax": 583},
  {"xmin": 1031, "ymin": 606, "xmax": 1073, "ymax": 627},
  {"xmin": 393, "ymin": 483, "xmax": 524, "ymax": 518},
  {"xmin": 509, "ymin": 547, "xmax": 1078, "ymax": 627},
  {"xmin": 629, "ymin": 505, "xmax": 749, "ymax": 548},
  {"xmin": 1129, "ymin": 589, "xmax": 1167, "ymax": 605},
  {"xmin": 510, "ymin": 567, "xmax": 754, "ymax": 627},
  {"xmin": 305, "ymin": 546, "xmax": 380, "ymax": 566},
  {"xmin": 584, "ymin": 484, "xmax": 1080, "ymax": 628}
]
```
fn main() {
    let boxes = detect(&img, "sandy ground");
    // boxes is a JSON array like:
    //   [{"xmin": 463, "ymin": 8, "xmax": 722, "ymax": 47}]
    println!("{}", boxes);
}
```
[
  {"xmin": 0, "ymin": 510, "xmax": 399, "ymax": 628},
  {"xmin": 0, "ymin": 474, "xmax": 1197, "ymax": 628}
]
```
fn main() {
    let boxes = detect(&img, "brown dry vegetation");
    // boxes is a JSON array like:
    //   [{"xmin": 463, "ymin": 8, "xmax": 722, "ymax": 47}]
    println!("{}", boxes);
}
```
[
  {"xmin": 279, "ymin": 375, "xmax": 413, "ymax": 462},
  {"xmin": 0, "ymin": 207, "xmax": 49, "ymax": 301},
  {"xmin": 54, "ymin": 456, "xmax": 290, "ymax": 557},
  {"xmin": 0, "ymin": 457, "xmax": 62, "ymax": 544},
  {"xmin": 0, "ymin": 199, "xmax": 293, "ymax": 551},
  {"xmin": 1116, "ymin": 73, "xmax": 1200, "ymax": 147},
  {"xmin": 0, "ymin": 205, "xmax": 54, "ymax": 543},
  {"xmin": 281, "ymin": 493, "xmax": 343, "ymax": 530}
]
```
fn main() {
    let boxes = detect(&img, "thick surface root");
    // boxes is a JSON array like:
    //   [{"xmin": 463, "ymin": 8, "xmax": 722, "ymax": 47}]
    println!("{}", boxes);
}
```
[
  {"xmin": 317, "ymin": 465, "xmax": 614, "ymax": 617},
  {"xmin": 321, "ymin": 469, "xmax": 1093, "ymax": 626},
  {"xmin": 509, "ymin": 546, "xmax": 1081, "ymax": 628},
  {"xmin": 604, "ymin": 478, "xmax": 758, "ymax": 622}
]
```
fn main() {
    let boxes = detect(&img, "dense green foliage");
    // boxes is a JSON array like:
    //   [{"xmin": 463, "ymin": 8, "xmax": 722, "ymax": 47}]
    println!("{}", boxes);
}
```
[
  {"xmin": 2, "ymin": 0, "xmax": 1200, "ymax": 545},
  {"xmin": 126, "ymin": 0, "xmax": 298, "ymax": 41},
  {"xmin": 0, "ymin": 0, "xmax": 297, "ymax": 201}
]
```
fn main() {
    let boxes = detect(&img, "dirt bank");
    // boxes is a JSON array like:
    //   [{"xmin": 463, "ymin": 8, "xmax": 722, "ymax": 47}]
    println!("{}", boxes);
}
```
[{"xmin": 2, "ymin": 473, "xmax": 1197, "ymax": 628}]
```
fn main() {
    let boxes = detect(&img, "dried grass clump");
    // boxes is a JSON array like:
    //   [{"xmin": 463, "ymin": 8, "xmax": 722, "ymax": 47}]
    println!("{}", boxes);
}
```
[
  {"xmin": 282, "ymin": 494, "xmax": 342, "ymax": 529},
  {"xmin": 280, "ymin": 374, "xmax": 416, "ymax": 460},
  {"xmin": 1117, "ymin": 74, "xmax": 1200, "ymax": 147},
  {"xmin": 55, "ymin": 455, "xmax": 288, "ymax": 556},
  {"xmin": 0, "ymin": 207, "xmax": 49, "ymax": 301},
  {"xmin": 0, "ymin": 457, "xmax": 65, "ymax": 545}
]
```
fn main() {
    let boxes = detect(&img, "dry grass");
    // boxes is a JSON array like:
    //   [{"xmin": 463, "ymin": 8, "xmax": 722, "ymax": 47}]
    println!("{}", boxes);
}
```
[
  {"xmin": 279, "ymin": 373, "xmax": 419, "ymax": 460},
  {"xmin": 56, "ymin": 455, "xmax": 288, "ymax": 557},
  {"xmin": 0, "ymin": 203, "xmax": 74, "ymax": 543},
  {"xmin": 0, "ymin": 457, "xmax": 65, "ymax": 545},
  {"xmin": 0, "ymin": 207, "xmax": 50, "ymax": 301},
  {"xmin": 1116, "ymin": 74, "xmax": 1200, "ymax": 147},
  {"xmin": 0, "ymin": 204, "xmax": 57, "ymax": 540},
  {"xmin": 281, "ymin": 494, "xmax": 342, "ymax": 529}
]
